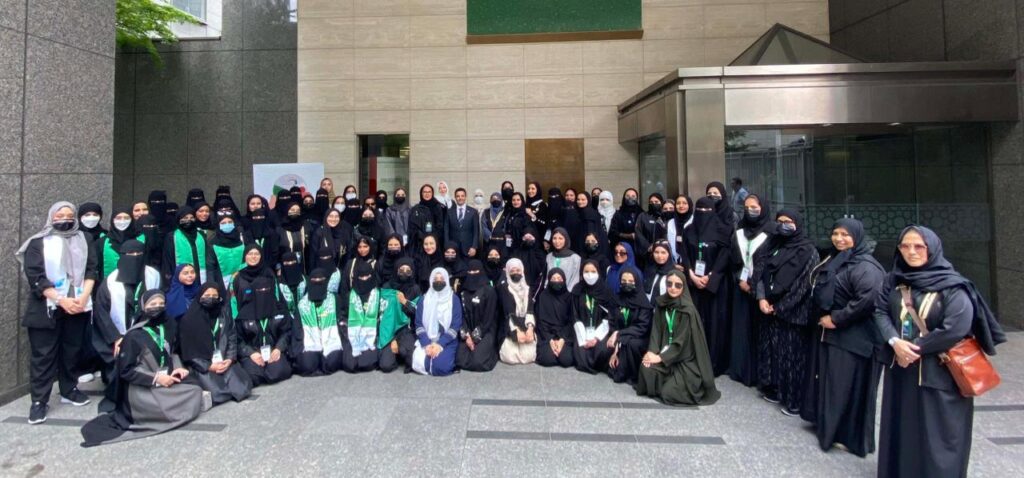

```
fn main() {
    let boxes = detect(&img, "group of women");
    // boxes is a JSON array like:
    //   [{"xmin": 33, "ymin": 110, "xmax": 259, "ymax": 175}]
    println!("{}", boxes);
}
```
[{"xmin": 16, "ymin": 177, "xmax": 1006, "ymax": 477}]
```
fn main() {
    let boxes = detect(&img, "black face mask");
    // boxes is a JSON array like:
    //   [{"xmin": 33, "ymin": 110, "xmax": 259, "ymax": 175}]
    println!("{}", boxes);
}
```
[
  {"xmin": 394, "ymin": 196, "xmax": 406, "ymax": 205},
  {"xmin": 144, "ymin": 306, "xmax": 165, "ymax": 319},
  {"xmin": 444, "ymin": 255, "xmax": 457, "ymax": 263},
  {"xmin": 521, "ymin": 240, "xmax": 535, "ymax": 249},
  {"xmin": 281, "ymin": 262, "xmax": 303, "ymax": 287},
  {"xmin": 620, "ymin": 283, "xmax": 637, "ymax": 294},
  {"xmin": 584, "ymin": 242, "xmax": 598, "ymax": 253},
  {"xmin": 502, "ymin": 189, "xmax": 513, "ymax": 201},
  {"xmin": 117, "ymin": 253, "xmax": 145, "ymax": 284},
  {"xmin": 288, "ymin": 212, "xmax": 301, "ymax": 220},
  {"xmin": 354, "ymin": 277, "xmax": 375, "ymax": 295},
  {"xmin": 661, "ymin": 210, "xmax": 675, "ymax": 220},
  {"xmin": 386, "ymin": 248, "xmax": 401, "ymax": 257},
  {"xmin": 648, "ymin": 203, "xmax": 661, "ymax": 214},
  {"xmin": 52, "ymin": 220, "xmax": 75, "ymax": 232},
  {"xmin": 179, "ymin": 219, "xmax": 196, "ymax": 231},
  {"xmin": 509, "ymin": 273, "xmax": 523, "ymax": 283},
  {"xmin": 624, "ymin": 198, "xmax": 637, "ymax": 207},
  {"xmin": 490, "ymin": 199, "xmax": 503, "ymax": 208},
  {"xmin": 549, "ymin": 282, "xmax": 564, "ymax": 293},
  {"xmin": 432, "ymin": 281, "xmax": 446, "ymax": 291},
  {"xmin": 487, "ymin": 257, "xmax": 501, "ymax": 266},
  {"xmin": 360, "ymin": 217, "xmax": 375, "ymax": 225},
  {"xmin": 199, "ymin": 297, "xmax": 221, "ymax": 309},
  {"xmin": 397, "ymin": 272, "xmax": 413, "ymax": 282},
  {"xmin": 307, "ymin": 279, "xmax": 328, "ymax": 302}
]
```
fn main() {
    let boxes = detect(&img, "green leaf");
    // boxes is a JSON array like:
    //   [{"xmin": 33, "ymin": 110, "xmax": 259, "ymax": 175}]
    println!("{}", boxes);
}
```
[{"xmin": 116, "ymin": 0, "xmax": 202, "ymax": 68}]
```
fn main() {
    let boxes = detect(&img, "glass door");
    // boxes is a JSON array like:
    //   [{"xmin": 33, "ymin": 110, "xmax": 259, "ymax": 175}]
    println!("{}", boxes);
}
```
[{"xmin": 359, "ymin": 134, "xmax": 410, "ymax": 197}]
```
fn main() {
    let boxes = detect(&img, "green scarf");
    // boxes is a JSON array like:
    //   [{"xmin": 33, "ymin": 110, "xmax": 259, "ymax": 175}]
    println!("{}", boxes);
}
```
[
  {"xmin": 174, "ymin": 229, "xmax": 206, "ymax": 273},
  {"xmin": 347, "ymin": 288, "xmax": 379, "ymax": 356},
  {"xmin": 376, "ymin": 288, "xmax": 409, "ymax": 348},
  {"xmin": 212, "ymin": 243, "xmax": 244, "ymax": 281}
]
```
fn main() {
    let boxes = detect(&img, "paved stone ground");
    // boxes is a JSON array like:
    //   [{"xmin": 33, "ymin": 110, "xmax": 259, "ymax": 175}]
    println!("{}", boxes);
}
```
[{"xmin": 0, "ymin": 333, "xmax": 1021, "ymax": 477}]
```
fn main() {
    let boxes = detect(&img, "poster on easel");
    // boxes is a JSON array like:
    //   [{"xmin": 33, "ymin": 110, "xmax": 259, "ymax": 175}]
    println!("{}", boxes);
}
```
[{"xmin": 252, "ymin": 163, "xmax": 325, "ymax": 209}]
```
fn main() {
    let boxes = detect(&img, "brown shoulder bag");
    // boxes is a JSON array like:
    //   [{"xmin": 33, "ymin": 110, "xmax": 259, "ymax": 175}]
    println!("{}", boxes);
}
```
[{"xmin": 900, "ymin": 286, "xmax": 1001, "ymax": 397}]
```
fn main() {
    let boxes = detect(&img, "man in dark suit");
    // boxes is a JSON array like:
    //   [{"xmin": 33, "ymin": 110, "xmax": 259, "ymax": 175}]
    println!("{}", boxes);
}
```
[{"xmin": 446, "ymin": 187, "xmax": 481, "ymax": 259}]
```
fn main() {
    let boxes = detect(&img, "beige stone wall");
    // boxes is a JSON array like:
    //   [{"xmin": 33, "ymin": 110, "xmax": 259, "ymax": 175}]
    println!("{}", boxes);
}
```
[{"xmin": 296, "ymin": 0, "xmax": 829, "ymax": 196}]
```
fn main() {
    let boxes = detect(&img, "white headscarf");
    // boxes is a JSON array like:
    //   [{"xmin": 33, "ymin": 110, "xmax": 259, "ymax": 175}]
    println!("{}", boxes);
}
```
[
  {"xmin": 504, "ymin": 258, "xmax": 529, "ymax": 317},
  {"xmin": 16, "ymin": 201, "xmax": 90, "ymax": 286},
  {"xmin": 471, "ymin": 188, "xmax": 487, "ymax": 213},
  {"xmin": 421, "ymin": 267, "xmax": 453, "ymax": 340},
  {"xmin": 597, "ymin": 191, "xmax": 615, "ymax": 232},
  {"xmin": 436, "ymin": 181, "xmax": 452, "ymax": 208}
]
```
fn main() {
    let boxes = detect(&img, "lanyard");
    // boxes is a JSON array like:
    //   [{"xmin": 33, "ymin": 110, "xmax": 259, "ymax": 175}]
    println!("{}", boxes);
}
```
[
  {"xmin": 259, "ymin": 318, "xmax": 269, "ymax": 346},
  {"xmin": 554, "ymin": 257, "xmax": 561, "ymax": 269},
  {"xmin": 620, "ymin": 307, "xmax": 630, "ymax": 325},
  {"xmin": 585, "ymin": 295, "xmax": 595, "ymax": 327},
  {"xmin": 143, "ymin": 324, "xmax": 166, "ymax": 367},
  {"xmin": 211, "ymin": 319, "xmax": 221, "ymax": 350},
  {"xmin": 665, "ymin": 309, "xmax": 676, "ymax": 343},
  {"xmin": 697, "ymin": 242, "xmax": 705, "ymax": 261}
]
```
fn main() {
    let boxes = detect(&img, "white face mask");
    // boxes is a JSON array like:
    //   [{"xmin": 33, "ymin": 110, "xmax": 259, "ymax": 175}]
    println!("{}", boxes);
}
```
[
  {"xmin": 474, "ymin": 195, "xmax": 484, "ymax": 205},
  {"xmin": 345, "ymin": 193, "xmax": 356, "ymax": 200},
  {"xmin": 81, "ymin": 215, "xmax": 101, "ymax": 229},
  {"xmin": 334, "ymin": 204, "xmax": 345, "ymax": 211},
  {"xmin": 583, "ymin": 272, "xmax": 599, "ymax": 285},
  {"xmin": 600, "ymin": 199, "xmax": 612, "ymax": 208},
  {"xmin": 113, "ymin": 218, "xmax": 131, "ymax": 231}
]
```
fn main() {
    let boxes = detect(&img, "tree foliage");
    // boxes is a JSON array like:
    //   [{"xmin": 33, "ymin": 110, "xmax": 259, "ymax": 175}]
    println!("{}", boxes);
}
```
[{"xmin": 116, "ymin": 0, "xmax": 200, "ymax": 67}]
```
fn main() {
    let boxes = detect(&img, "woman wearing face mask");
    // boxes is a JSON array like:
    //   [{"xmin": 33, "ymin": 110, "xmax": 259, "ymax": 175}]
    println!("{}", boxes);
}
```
[
  {"xmin": 482, "ymin": 244, "xmax": 507, "ymax": 285},
  {"xmin": 78, "ymin": 202, "xmax": 105, "ymax": 243},
  {"xmin": 384, "ymin": 257, "xmax": 422, "ymax": 372},
  {"xmin": 277, "ymin": 201, "xmax": 311, "ymax": 270},
  {"xmin": 160, "ymin": 206, "xmax": 208, "ymax": 285},
  {"xmin": 374, "ymin": 190, "xmax": 389, "ymax": 215},
  {"xmin": 643, "ymin": 242, "xmax": 676, "ymax": 301},
  {"xmin": 96, "ymin": 208, "xmax": 144, "ymax": 280},
  {"xmin": 410, "ymin": 268, "xmax": 462, "ymax": 376},
  {"xmin": 147, "ymin": 190, "xmax": 169, "ymax": 236},
  {"xmin": 408, "ymin": 184, "xmax": 447, "ymax": 252},
  {"xmin": 684, "ymin": 196, "xmax": 735, "ymax": 376},
  {"xmin": 570, "ymin": 261, "xmax": 616, "ymax": 374},
  {"xmin": 291, "ymin": 268, "xmax": 345, "ymax": 376},
  {"xmin": 533, "ymin": 268, "xmax": 573, "ymax": 368},
  {"xmin": 354, "ymin": 206, "xmax": 385, "ymax": 254},
  {"xmin": 606, "ymin": 242, "xmax": 642, "ymax": 294},
  {"xmin": 80, "ymin": 290, "xmax": 204, "ymax": 446},
  {"xmin": 442, "ymin": 241, "xmax": 467, "ymax": 291},
  {"xmin": 471, "ymin": 188, "xmax": 488, "ymax": 215},
  {"xmin": 872, "ymin": 226, "xmax": 1005, "ymax": 478},
  {"xmin": 608, "ymin": 267, "xmax": 653, "ymax": 385},
  {"xmin": 800, "ymin": 218, "xmax": 885, "ymax": 457},
  {"xmin": 301, "ymin": 193, "xmax": 319, "ymax": 226},
  {"xmin": 754, "ymin": 209, "xmax": 819, "ymax": 416},
  {"xmin": 376, "ymin": 234, "xmax": 405, "ymax": 285},
  {"xmin": 579, "ymin": 232, "xmax": 611, "ymax": 277},
  {"xmin": 214, "ymin": 185, "xmax": 241, "ymax": 219},
  {"xmin": 313, "ymin": 187, "xmax": 331, "ymax": 220},
  {"xmin": 500, "ymin": 181, "xmax": 515, "ymax": 208},
  {"xmin": 92, "ymin": 240, "xmax": 162, "ymax": 413},
  {"xmin": 383, "ymin": 187, "xmax": 411, "ymax": 246},
  {"xmin": 705, "ymin": 181, "xmax": 736, "ymax": 226},
  {"xmin": 502, "ymin": 193, "xmax": 532, "ymax": 251},
  {"xmin": 341, "ymin": 237, "xmax": 378, "ymax": 296},
  {"xmin": 481, "ymin": 192, "xmax": 507, "ymax": 250},
  {"xmin": 236, "ymin": 275, "xmax": 293, "ymax": 386},
  {"xmin": 312, "ymin": 246, "xmax": 343, "ymax": 295},
  {"xmin": 728, "ymin": 194, "xmax": 774, "ymax": 387},
  {"xmin": 669, "ymin": 195, "xmax": 694, "ymax": 264},
  {"xmin": 177, "ymin": 282, "xmax": 252, "ymax": 405},
  {"xmin": 497, "ymin": 259, "xmax": 537, "ymax": 365},
  {"xmin": 272, "ymin": 190, "xmax": 293, "ymax": 225},
  {"xmin": 312, "ymin": 208, "xmax": 355, "ymax": 270},
  {"xmin": 340, "ymin": 185, "xmax": 362, "ymax": 226},
  {"xmin": 574, "ymin": 193, "xmax": 609, "ymax": 258},
  {"xmin": 545, "ymin": 187, "xmax": 566, "ymax": 234},
  {"xmin": 277, "ymin": 252, "xmax": 307, "ymax": 317},
  {"xmin": 597, "ymin": 191, "xmax": 616, "ymax": 236},
  {"xmin": 546, "ymin": 228, "xmax": 581, "ymax": 291},
  {"xmin": 207, "ymin": 215, "xmax": 245, "ymax": 290},
  {"xmin": 510, "ymin": 229, "xmax": 547, "ymax": 290},
  {"xmin": 414, "ymin": 234, "xmax": 444, "ymax": 293},
  {"xmin": 456, "ymin": 260, "xmax": 499, "ymax": 372},
  {"xmin": 241, "ymin": 206, "xmax": 280, "ymax": 269},
  {"xmin": 609, "ymin": 189, "xmax": 644, "ymax": 253},
  {"xmin": 164, "ymin": 264, "xmax": 200, "ymax": 321},
  {"xmin": 633, "ymin": 193, "xmax": 666, "ymax": 262},
  {"xmin": 136, "ymin": 213, "xmax": 163, "ymax": 269},
  {"xmin": 635, "ymin": 270, "xmax": 721, "ymax": 406},
  {"xmin": 18, "ymin": 202, "xmax": 98, "ymax": 424}
]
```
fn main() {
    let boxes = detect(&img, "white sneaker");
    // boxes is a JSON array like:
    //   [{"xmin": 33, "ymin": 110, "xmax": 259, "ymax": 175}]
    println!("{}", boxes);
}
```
[{"xmin": 77, "ymin": 373, "xmax": 95, "ymax": 384}]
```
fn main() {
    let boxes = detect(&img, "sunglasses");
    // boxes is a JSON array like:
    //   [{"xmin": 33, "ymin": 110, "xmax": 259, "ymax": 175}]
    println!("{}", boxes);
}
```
[
  {"xmin": 666, "ymin": 281, "xmax": 685, "ymax": 290},
  {"xmin": 615, "ymin": 251, "xmax": 628, "ymax": 256}
]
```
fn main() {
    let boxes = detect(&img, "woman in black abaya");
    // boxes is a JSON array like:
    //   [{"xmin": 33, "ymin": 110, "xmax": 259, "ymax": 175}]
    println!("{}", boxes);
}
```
[
  {"xmin": 728, "ymin": 194, "xmax": 774, "ymax": 386},
  {"xmin": 683, "ymin": 196, "xmax": 734, "ymax": 377}
]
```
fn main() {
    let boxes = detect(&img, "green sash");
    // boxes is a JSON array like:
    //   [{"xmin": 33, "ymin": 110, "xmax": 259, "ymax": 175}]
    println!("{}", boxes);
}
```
[
  {"xmin": 100, "ymin": 233, "xmax": 146, "ymax": 279},
  {"xmin": 376, "ymin": 288, "xmax": 408, "ymax": 348},
  {"xmin": 299, "ymin": 293, "xmax": 337, "ymax": 328},
  {"xmin": 212, "ymin": 244, "xmax": 244, "ymax": 280},
  {"xmin": 174, "ymin": 229, "xmax": 206, "ymax": 273}
]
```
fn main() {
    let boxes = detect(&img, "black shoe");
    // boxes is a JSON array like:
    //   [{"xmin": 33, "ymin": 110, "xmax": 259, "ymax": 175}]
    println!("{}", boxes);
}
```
[
  {"xmin": 760, "ymin": 393, "xmax": 780, "ymax": 404},
  {"xmin": 28, "ymin": 402, "xmax": 47, "ymax": 424},
  {"xmin": 780, "ymin": 406, "xmax": 800, "ymax": 417},
  {"xmin": 60, "ymin": 389, "xmax": 91, "ymax": 407}
]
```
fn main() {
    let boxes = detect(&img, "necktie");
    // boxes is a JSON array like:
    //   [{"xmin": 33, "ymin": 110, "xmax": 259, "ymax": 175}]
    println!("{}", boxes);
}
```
[{"xmin": 459, "ymin": 207, "xmax": 464, "ymax": 222}]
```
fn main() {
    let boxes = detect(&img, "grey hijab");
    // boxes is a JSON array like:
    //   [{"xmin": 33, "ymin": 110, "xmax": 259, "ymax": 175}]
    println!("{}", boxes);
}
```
[{"xmin": 16, "ymin": 201, "xmax": 90, "ymax": 286}]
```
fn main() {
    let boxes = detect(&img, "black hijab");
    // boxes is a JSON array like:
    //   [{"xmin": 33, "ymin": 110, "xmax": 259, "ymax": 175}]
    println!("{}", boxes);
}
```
[
  {"xmin": 314, "ymin": 246, "xmax": 339, "ymax": 276},
  {"xmin": 547, "ymin": 187, "xmax": 565, "ymax": 224},
  {"xmin": 211, "ymin": 214, "xmax": 242, "ymax": 248},
  {"xmin": 147, "ymin": 190, "xmax": 168, "ymax": 225},
  {"xmin": 352, "ymin": 259, "xmax": 377, "ymax": 300},
  {"xmin": 237, "ymin": 243, "xmax": 274, "ymax": 284},
  {"xmin": 442, "ymin": 240, "xmax": 467, "ymax": 278},
  {"xmin": 705, "ymin": 181, "xmax": 733, "ymax": 225},
  {"xmin": 245, "ymin": 207, "xmax": 271, "ymax": 240},
  {"xmin": 280, "ymin": 251, "xmax": 304, "ymax": 288},
  {"xmin": 136, "ymin": 213, "xmax": 161, "ymax": 260},
  {"xmin": 236, "ymin": 276, "xmax": 277, "ymax": 322},
  {"xmin": 78, "ymin": 202, "xmax": 105, "ymax": 237},
  {"xmin": 314, "ymin": 188, "xmax": 330, "ymax": 219},
  {"xmin": 550, "ymin": 227, "xmax": 574, "ymax": 258},
  {"xmin": 116, "ymin": 239, "xmax": 147, "ymax": 285},
  {"xmin": 811, "ymin": 218, "xmax": 881, "ymax": 312},
  {"xmin": 280, "ymin": 201, "xmax": 305, "ymax": 232},
  {"xmin": 617, "ymin": 188, "xmax": 643, "ymax": 216},
  {"xmin": 675, "ymin": 195, "xmax": 693, "ymax": 225},
  {"xmin": 685, "ymin": 196, "xmax": 733, "ymax": 250},
  {"xmin": 214, "ymin": 186, "xmax": 242, "ymax": 219},
  {"xmin": 759, "ymin": 208, "xmax": 816, "ymax": 298},
  {"xmin": 106, "ymin": 207, "xmax": 137, "ymax": 252},
  {"xmin": 535, "ymin": 268, "xmax": 573, "ymax": 329},
  {"xmin": 483, "ymin": 244, "xmax": 506, "ymax": 283},
  {"xmin": 186, "ymin": 188, "xmax": 206, "ymax": 209},
  {"xmin": 415, "ymin": 235, "xmax": 444, "ymax": 284},
  {"xmin": 616, "ymin": 265, "xmax": 653, "ymax": 311},
  {"xmin": 385, "ymin": 257, "xmax": 420, "ymax": 299},
  {"xmin": 375, "ymin": 190, "xmax": 389, "ymax": 213},
  {"xmin": 175, "ymin": 205, "xmax": 198, "ymax": 238},
  {"xmin": 376, "ymin": 233, "xmax": 405, "ymax": 284},
  {"xmin": 307, "ymin": 268, "xmax": 329, "ymax": 302},
  {"xmin": 462, "ymin": 260, "xmax": 488, "ymax": 292},
  {"xmin": 578, "ymin": 259, "xmax": 617, "ymax": 309},
  {"xmin": 177, "ymin": 282, "xmax": 225, "ymax": 363},
  {"xmin": 164, "ymin": 202, "xmax": 180, "ymax": 232},
  {"xmin": 886, "ymin": 225, "xmax": 1006, "ymax": 355},
  {"xmin": 274, "ymin": 189, "xmax": 292, "ymax": 220},
  {"xmin": 737, "ymin": 194, "xmax": 773, "ymax": 239},
  {"xmin": 193, "ymin": 202, "xmax": 213, "ymax": 230}
]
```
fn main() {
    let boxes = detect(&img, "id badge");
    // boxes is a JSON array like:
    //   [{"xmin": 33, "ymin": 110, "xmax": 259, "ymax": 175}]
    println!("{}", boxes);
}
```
[
  {"xmin": 260, "ymin": 345, "xmax": 272, "ymax": 362},
  {"xmin": 402, "ymin": 234, "xmax": 408, "ymax": 246},
  {"xmin": 543, "ymin": 230, "xmax": 552, "ymax": 242},
  {"xmin": 211, "ymin": 351, "xmax": 223, "ymax": 364},
  {"xmin": 505, "ymin": 236, "xmax": 512, "ymax": 247},
  {"xmin": 901, "ymin": 316, "xmax": 913, "ymax": 339},
  {"xmin": 740, "ymin": 267, "xmax": 751, "ymax": 282},
  {"xmin": 586, "ymin": 326, "xmax": 596, "ymax": 339},
  {"xmin": 695, "ymin": 260, "xmax": 707, "ymax": 276},
  {"xmin": 425, "ymin": 222, "xmax": 433, "ymax": 233}
]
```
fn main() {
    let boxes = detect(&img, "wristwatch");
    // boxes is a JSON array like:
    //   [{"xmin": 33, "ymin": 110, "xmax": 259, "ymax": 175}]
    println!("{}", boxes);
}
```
[{"xmin": 887, "ymin": 337, "xmax": 898, "ymax": 346}]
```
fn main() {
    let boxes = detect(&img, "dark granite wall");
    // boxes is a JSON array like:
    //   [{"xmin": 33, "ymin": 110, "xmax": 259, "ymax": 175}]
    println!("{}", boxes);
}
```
[
  {"xmin": 112, "ymin": 0, "xmax": 298, "ymax": 208},
  {"xmin": 0, "ymin": 0, "xmax": 116, "ymax": 403},
  {"xmin": 829, "ymin": 0, "xmax": 1024, "ymax": 327}
]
